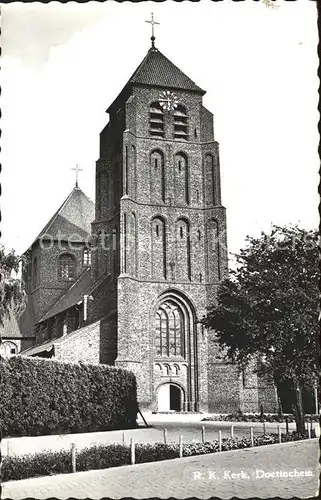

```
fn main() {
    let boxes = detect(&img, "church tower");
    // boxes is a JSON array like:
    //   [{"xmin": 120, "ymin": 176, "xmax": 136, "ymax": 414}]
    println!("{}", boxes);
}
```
[{"xmin": 93, "ymin": 33, "xmax": 228, "ymax": 412}]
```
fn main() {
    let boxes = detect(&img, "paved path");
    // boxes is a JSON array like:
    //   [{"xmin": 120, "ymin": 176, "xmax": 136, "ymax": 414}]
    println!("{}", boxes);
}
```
[{"xmin": 3, "ymin": 439, "xmax": 319, "ymax": 499}]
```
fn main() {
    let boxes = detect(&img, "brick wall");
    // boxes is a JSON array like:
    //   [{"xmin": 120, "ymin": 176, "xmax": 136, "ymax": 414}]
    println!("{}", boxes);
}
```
[{"xmin": 54, "ymin": 320, "xmax": 101, "ymax": 365}]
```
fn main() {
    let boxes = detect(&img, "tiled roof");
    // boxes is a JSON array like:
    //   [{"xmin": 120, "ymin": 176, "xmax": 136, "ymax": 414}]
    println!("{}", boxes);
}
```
[
  {"xmin": 129, "ymin": 47, "xmax": 205, "ymax": 93},
  {"xmin": 28, "ymin": 187, "xmax": 95, "ymax": 250},
  {"xmin": 38, "ymin": 271, "xmax": 110, "ymax": 323},
  {"xmin": 20, "ymin": 338, "xmax": 55, "ymax": 357},
  {"xmin": 38, "ymin": 268, "xmax": 93, "ymax": 323}
]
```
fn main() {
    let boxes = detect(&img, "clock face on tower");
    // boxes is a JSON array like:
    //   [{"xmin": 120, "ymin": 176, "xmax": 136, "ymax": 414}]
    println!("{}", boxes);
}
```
[{"xmin": 158, "ymin": 90, "xmax": 179, "ymax": 112}]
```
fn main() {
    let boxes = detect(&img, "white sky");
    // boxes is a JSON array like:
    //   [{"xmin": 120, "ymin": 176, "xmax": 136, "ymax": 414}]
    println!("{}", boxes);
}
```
[{"xmin": 1, "ymin": 0, "xmax": 318, "ymax": 260}]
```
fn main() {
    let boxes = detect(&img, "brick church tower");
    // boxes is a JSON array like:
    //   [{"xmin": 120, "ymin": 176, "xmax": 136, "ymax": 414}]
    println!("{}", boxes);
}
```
[{"xmin": 92, "ymin": 36, "xmax": 231, "ymax": 412}]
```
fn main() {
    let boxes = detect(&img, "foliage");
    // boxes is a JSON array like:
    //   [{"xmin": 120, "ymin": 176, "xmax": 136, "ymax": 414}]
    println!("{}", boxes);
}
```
[
  {"xmin": 1, "ymin": 432, "xmax": 308, "ymax": 482},
  {"xmin": 203, "ymin": 225, "xmax": 319, "ymax": 433},
  {"xmin": 0, "ymin": 356, "xmax": 138, "ymax": 438},
  {"xmin": 0, "ymin": 245, "xmax": 26, "ymax": 326},
  {"xmin": 201, "ymin": 413, "xmax": 319, "ymax": 423}
]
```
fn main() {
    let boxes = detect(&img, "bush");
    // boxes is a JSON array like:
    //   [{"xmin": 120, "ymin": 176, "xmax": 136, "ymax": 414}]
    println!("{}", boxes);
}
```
[
  {"xmin": 201, "ymin": 413, "xmax": 319, "ymax": 423},
  {"xmin": 1, "ymin": 432, "xmax": 308, "ymax": 482},
  {"xmin": 0, "ymin": 357, "xmax": 138, "ymax": 438}
]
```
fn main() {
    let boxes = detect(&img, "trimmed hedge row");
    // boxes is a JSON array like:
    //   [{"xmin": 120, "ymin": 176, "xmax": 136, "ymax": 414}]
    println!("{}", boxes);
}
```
[
  {"xmin": 202, "ymin": 413, "xmax": 319, "ymax": 423},
  {"xmin": 0, "ymin": 356, "xmax": 138, "ymax": 438},
  {"xmin": 2, "ymin": 432, "xmax": 308, "ymax": 482}
]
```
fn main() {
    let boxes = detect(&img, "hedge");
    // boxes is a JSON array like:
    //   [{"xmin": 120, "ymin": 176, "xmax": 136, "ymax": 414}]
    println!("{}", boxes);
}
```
[
  {"xmin": 0, "ymin": 356, "xmax": 138, "ymax": 438},
  {"xmin": 202, "ymin": 413, "xmax": 319, "ymax": 423},
  {"xmin": 1, "ymin": 432, "xmax": 308, "ymax": 482}
]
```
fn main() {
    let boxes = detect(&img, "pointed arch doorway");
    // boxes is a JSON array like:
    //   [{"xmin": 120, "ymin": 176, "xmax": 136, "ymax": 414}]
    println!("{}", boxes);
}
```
[{"xmin": 157, "ymin": 383, "xmax": 183, "ymax": 412}]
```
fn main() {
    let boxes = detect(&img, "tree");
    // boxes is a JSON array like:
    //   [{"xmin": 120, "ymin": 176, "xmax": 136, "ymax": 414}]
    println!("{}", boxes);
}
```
[
  {"xmin": 203, "ymin": 225, "xmax": 319, "ymax": 434},
  {"xmin": 0, "ymin": 245, "xmax": 26, "ymax": 328}
]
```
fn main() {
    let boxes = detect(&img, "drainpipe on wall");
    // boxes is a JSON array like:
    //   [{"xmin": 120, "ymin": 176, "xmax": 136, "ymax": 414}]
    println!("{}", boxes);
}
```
[{"xmin": 83, "ymin": 295, "xmax": 94, "ymax": 323}]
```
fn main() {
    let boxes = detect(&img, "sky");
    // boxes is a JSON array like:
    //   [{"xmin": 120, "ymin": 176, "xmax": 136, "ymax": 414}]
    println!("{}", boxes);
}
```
[{"xmin": 1, "ymin": 0, "xmax": 319, "ymax": 262}]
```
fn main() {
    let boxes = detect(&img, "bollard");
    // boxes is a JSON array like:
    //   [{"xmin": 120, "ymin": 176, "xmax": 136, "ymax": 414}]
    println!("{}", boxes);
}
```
[
  {"xmin": 71, "ymin": 443, "xmax": 76, "ymax": 473},
  {"xmin": 201, "ymin": 425, "xmax": 206, "ymax": 444},
  {"xmin": 163, "ymin": 428, "xmax": 167, "ymax": 445},
  {"xmin": 230, "ymin": 425, "xmax": 234, "ymax": 438},
  {"xmin": 307, "ymin": 420, "xmax": 311, "ymax": 439},
  {"xmin": 130, "ymin": 438, "xmax": 135, "ymax": 465},
  {"xmin": 277, "ymin": 425, "xmax": 282, "ymax": 443},
  {"xmin": 218, "ymin": 430, "xmax": 222, "ymax": 452},
  {"xmin": 122, "ymin": 432, "xmax": 125, "ymax": 445},
  {"xmin": 179, "ymin": 435, "xmax": 183, "ymax": 458},
  {"xmin": 250, "ymin": 427, "xmax": 254, "ymax": 447}
]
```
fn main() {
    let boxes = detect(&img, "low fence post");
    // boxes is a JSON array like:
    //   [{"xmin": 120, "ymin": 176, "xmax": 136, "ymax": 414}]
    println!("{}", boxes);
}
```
[
  {"xmin": 230, "ymin": 425, "xmax": 234, "ymax": 438},
  {"xmin": 285, "ymin": 416, "xmax": 289, "ymax": 434},
  {"xmin": 71, "ymin": 443, "xmax": 76, "ymax": 473},
  {"xmin": 130, "ymin": 438, "xmax": 135, "ymax": 465},
  {"xmin": 263, "ymin": 421, "xmax": 266, "ymax": 434},
  {"xmin": 277, "ymin": 425, "xmax": 282, "ymax": 443},
  {"xmin": 6, "ymin": 441, "xmax": 11, "ymax": 457},
  {"xmin": 122, "ymin": 432, "xmax": 125, "ymax": 445},
  {"xmin": 163, "ymin": 428, "xmax": 167, "ymax": 445},
  {"xmin": 201, "ymin": 425, "xmax": 206, "ymax": 443},
  {"xmin": 307, "ymin": 420, "xmax": 311, "ymax": 439},
  {"xmin": 250, "ymin": 427, "xmax": 254, "ymax": 447},
  {"xmin": 179, "ymin": 435, "xmax": 183, "ymax": 458},
  {"xmin": 218, "ymin": 430, "xmax": 222, "ymax": 452}
]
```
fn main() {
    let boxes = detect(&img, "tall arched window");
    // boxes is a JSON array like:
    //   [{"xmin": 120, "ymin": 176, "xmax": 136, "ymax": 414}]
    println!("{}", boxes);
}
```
[
  {"xmin": 150, "ymin": 149, "xmax": 165, "ymax": 203},
  {"xmin": 83, "ymin": 248, "xmax": 91, "ymax": 266},
  {"xmin": 151, "ymin": 216, "xmax": 166, "ymax": 280},
  {"xmin": 155, "ymin": 301, "xmax": 185, "ymax": 357},
  {"xmin": 173, "ymin": 104, "xmax": 188, "ymax": 140},
  {"xmin": 149, "ymin": 102, "xmax": 164, "ymax": 138},
  {"xmin": 58, "ymin": 253, "xmax": 76, "ymax": 280},
  {"xmin": 174, "ymin": 153, "xmax": 189, "ymax": 205}
]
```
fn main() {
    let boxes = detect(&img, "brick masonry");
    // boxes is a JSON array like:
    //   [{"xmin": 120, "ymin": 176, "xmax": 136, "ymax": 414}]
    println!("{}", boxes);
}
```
[{"xmin": 19, "ymin": 47, "xmax": 278, "ymax": 414}]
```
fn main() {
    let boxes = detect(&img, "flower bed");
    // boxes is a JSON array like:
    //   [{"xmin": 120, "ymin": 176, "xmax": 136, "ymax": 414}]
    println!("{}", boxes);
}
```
[
  {"xmin": 2, "ymin": 432, "xmax": 308, "ymax": 482},
  {"xmin": 201, "ymin": 413, "xmax": 319, "ymax": 423}
]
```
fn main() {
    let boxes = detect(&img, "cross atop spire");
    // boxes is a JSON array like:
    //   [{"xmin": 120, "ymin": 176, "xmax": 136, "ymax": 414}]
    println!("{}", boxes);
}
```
[
  {"xmin": 71, "ymin": 164, "xmax": 83, "ymax": 188},
  {"xmin": 145, "ymin": 13, "xmax": 159, "ymax": 49}
]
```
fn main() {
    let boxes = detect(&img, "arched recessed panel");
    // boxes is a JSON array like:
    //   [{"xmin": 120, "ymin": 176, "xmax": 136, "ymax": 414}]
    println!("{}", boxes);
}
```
[
  {"xmin": 174, "ymin": 153, "xmax": 189, "ymax": 205},
  {"xmin": 33, "ymin": 256, "xmax": 38, "ymax": 288},
  {"xmin": 130, "ymin": 145, "xmax": 137, "ymax": 199},
  {"xmin": 151, "ymin": 216, "xmax": 166, "ymax": 280},
  {"xmin": 175, "ymin": 218, "xmax": 191, "ymax": 281},
  {"xmin": 127, "ymin": 212, "xmax": 137, "ymax": 276},
  {"xmin": 204, "ymin": 154, "xmax": 215, "ymax": 206},
  {"xmin": 150, "ymin": 150, "xmax": 165, "ymax": 203},
  {"xmin": 206, "ymin": 219, "xmax": 220, "ymax": 283}
]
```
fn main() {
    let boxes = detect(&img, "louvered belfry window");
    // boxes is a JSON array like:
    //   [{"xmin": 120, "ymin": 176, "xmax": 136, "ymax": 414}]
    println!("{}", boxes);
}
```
[
  {"xmin": 173, "ymin": 104, "xmax": 188, "ymax": 140},
  {"xmin": 149, "ymin": 101, "xmax": 164, "ymax": 138}
]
